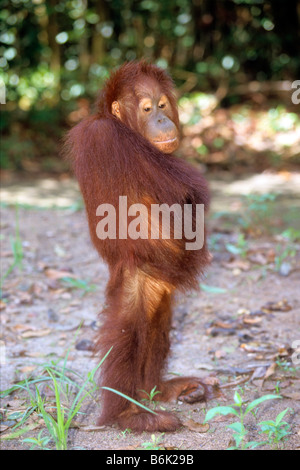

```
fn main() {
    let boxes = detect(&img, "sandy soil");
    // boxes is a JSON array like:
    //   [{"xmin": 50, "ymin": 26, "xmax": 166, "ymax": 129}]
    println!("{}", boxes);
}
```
[{"xmin": 0, "ymin": 174, "xmax": 299, "ymax": 450}]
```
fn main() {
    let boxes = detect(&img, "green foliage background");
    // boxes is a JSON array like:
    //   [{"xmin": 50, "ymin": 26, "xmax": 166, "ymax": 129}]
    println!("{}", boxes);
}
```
[{"xmin": 0, "ymin": 0, "xmax": 299, "ymax": 170}]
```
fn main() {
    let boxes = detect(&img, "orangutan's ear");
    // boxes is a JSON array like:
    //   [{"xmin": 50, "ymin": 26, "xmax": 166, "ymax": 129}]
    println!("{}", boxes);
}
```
[{"xmin": 111, "ymin": 101, "xmax": 121, "ymax": 119}]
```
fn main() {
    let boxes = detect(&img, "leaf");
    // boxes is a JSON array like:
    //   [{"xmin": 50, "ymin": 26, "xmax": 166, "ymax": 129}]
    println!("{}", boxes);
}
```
[
  {"xmin": 225, "ymin": 244, "xmax": 240, "ymax": 255},
  {"xmin": 245, "ymin": 395, "xmax": 281, "ymax": 415},
  {"xmin": 45, "ymin": 269, "xmax": 78, "ymax": 280},
  {"xmin": 275, "ymin": 408, "xmax": 290, "ymax": 426},
  {"xmin": 101, "ymin": 386, "xmax": 157, "ymax": 415},
  {"xmin": 233, "ymin": 391, "xmax": 243, "ymax": 406},
  {"xmin": 243, "ymin": 316, "xmax": 262, "ymax": 325},
  {"xmin": 79, "ymin": 425, "xmax": 106, "ymax": 432},
  {"xmin": 263, "ymin": 362, "xmax": 277, "ymax": 381},
  {"xmin": 1, "ymin": 424, "xmax": 40, "ymax": 440},
  {"xmin": 183, "ymin": 419, "xmax": 210, "ymax": 433},
  {"xmin": 204, "ymin": 406, "xmax": 239, "ymax": 423},
  {"xmin": 245, "ymin": 441, "xmax": 263, "ymax": 449},
  {"xmin": 281, "ymin": 392, "xmax": 300, "ymax": 400},
  {"xmin": 261, "ymin": 300, "xmax": 292, "ymax": 312},
  {"xmin": 222, "ymin": 259, "xmax": 250, "ymax": 271},
  {"xmin": 21, "ymin": 328, "xmax": 51, "ymax": 338},
  {"xmin": 200, "ymin": 283, "xmax": 227, "ymax": 294},
  {"xmin": 227, "ymin": 422, "xmax": 243, "ymax": 433},
  {"xmin": 0, "ymin": 425, "xmax": 9, "ymax": 433}
]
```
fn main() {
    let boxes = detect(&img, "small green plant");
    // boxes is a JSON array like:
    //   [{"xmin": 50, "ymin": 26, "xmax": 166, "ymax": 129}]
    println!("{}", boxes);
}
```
[
  {"xmin": 274, "ymin": 245, "xmax": 296, "ymax": 272},
  {"xmin": 140, "ymin": 386, "xmax": 161, "ymax": 408},
  {"xmin": 141, "ymin": 434, "xmax": 165, "ymax": 450},
  {"xmin": 225, "ymin": 233, "xmax": 249, "ymax": 258},
  {"xmin": 274, "ymin": 381, "xmax": 281, "ymax": 395},
  {"xmin": 204, "ymin": 391, "xmax": 281, "ymax": 450},
  {"xmin": 10, "ymin": 382, "xmax": 48, "ymax": 431},
  {"xmin": 258, "ymin": 408, "xmax": 292, "ymax": 449},
  {"xmin": 281, "ymin": 228, "xmax": 300, "ymax": 243},
  {"xmin": 119, "ymin": 428, "xmax": 132, "ymax": 437},
  {"xmin": 22, "ymin": 430, "xmax": 51, "ymax": 450},
  {"xmin": 276, "ymin": 358, "xmax": 298, "ymax": 374},
  {"xmin": 239, "ymin": 193, "xmax": 277, "ymax": 233}
]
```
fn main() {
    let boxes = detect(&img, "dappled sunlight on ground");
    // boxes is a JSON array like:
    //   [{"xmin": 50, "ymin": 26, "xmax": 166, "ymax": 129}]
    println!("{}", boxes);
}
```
[
  {"xmin": 0, "ymin": 178, "xmax": 80, "ymax": 209},
  {"xmin": 1, "ymin": 172, "xmax": 299, "ymax": 210},
  {"xmin": 210, "ymin": 171, "xmax": 300, "ymax": 196}
]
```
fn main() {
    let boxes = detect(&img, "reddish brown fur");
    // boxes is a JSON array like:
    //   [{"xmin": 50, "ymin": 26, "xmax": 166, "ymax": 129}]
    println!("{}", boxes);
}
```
[{"xmin": 65, "ymin": 61, "xmax": 217, "ymax": 432}]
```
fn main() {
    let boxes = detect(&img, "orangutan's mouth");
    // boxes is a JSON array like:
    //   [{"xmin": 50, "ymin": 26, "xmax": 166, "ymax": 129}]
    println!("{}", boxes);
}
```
[{"xmin": 154, "ymin": 137, "xmax": 177, "ymax": 144}]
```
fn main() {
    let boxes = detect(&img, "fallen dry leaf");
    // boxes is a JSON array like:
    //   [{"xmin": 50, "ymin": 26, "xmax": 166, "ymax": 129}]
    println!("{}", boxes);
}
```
[
  {"xmin": 263, "ymin": 362, "xmax": 277, "ymax": 381},
  {"xmin": 281, "ymin": 392, "xmax": 300, "ymax": 400},
  {"xmin": 220, "ymin": 376, "xmax": 250, "ymax": 389},
  {"xmin": 247, "ymin": 252, "xmax": 268, "ymax": 265},
  {"xmin": 5, "ymin": 399, "xmax": 27, "ymax": 409},
  {"xmin": 26, "ymin": 351, "xmax": 46, "ymax": 358},
  {"xmin": 263, "ymin": 380, "xmax": 291, "ymax": 391},
  {"xmin": 0, "ymin": 425, "xmax": 9, "ymax": 433},
  {"xmin": 261, "ymin": 299, "xmax": 292, "ymax": 313},
  {"xmin": 21, "ymin": 328, "xmax": 52, "ymax": 338},
  {"xmin": 243, "ymin": 316, "xmax": 262, "ymax": 325},
  {"xmin": 183, "ymin": 418, "xmax": 210, "ymax": 433},
  {"xmin": 1, "ymin": 251, "xmax": 13, "ymax": 258},
  {"xmin": 12, "ymin": 323, "xmax": 32, "ymax": 332},
  {"xmin": 44, "ymin": 268, "xmax": 78, "ymax": 280},
  {"xmin": 79, "ymin": 425, "xmax": 109, "ymax": 432},
  {"xmin": 222, "ymin": 259, "xmax": 250, "ymax": 271},
  {"xmin": 277, "ymin": 346, "xmax": 289, "ymax": 356},
  {"xmin": 250, "ymin": 366, "xmax": 269, "ymax": 381},
  {"xmin": 18, "ymin": 365, "xmax": 36, "ymax": 374},
  {"xmin": 213, "ymin": 414, "xmax": 235, "ymax": 423},
  {"xmin": 213, "ymin": 320, "xmax": 238, "ymax": 329},
  {"xmin": 240, "ymin": 342, "xmax": 274, "ymax": 353}
]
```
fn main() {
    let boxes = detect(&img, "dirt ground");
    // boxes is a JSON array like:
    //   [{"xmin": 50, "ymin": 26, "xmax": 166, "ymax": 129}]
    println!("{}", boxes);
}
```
[{"xmin": 0, "ymin": 172, "xmax": 299, "ymax": 450}]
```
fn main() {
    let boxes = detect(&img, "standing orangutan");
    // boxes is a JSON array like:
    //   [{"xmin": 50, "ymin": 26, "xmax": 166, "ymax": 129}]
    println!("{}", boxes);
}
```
[{"xmin": 65, "ymin": 61, "xmax": 218, "ymax": 432}]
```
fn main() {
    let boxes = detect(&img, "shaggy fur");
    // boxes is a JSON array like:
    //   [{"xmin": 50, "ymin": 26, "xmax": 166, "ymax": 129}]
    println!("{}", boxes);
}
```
[{"xmin": 65, "ymin": 61, "xmax": 216, "ymax": 432}]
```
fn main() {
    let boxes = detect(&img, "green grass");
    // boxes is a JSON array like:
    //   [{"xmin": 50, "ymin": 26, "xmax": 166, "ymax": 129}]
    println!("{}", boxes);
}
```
[
  {"xmin": 1, "ymin": 343, "xmax": 156, "ymax": 450},
  {"xmin": 60, "ymin": 277, "xmax": 97, "ymax": 295},
  {"xmin": 1, "ymin": 346, "xmax": 107, "ymax": 449},
  {"xmin": 139, "ymin": 385, "xmax": 162, "ymax": 409}
]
